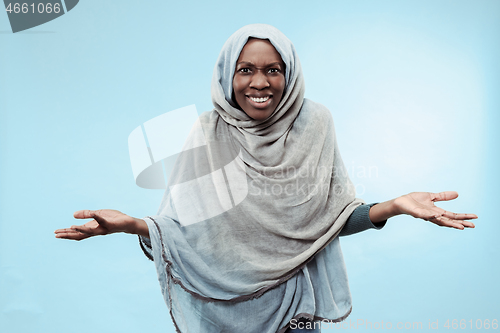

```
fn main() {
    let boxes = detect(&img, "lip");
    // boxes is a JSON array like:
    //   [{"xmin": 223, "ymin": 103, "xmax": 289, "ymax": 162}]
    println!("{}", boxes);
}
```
[{"xmin": 246, "ymin": 95, "xmax": 273, "ymax": 109}]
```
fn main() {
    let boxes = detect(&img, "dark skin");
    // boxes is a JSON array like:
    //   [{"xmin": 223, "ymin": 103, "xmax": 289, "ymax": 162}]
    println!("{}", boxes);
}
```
[
  {"xmin": 232, "ymin": 38, "xmax": 286, "ymax": 120},
  {"xmin": 54, "ymin": 40, "xmax": 477, "ymax": 241}
]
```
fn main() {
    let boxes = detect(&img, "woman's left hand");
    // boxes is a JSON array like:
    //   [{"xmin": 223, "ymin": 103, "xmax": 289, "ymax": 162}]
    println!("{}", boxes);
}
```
[{"xmin": 394, "ymin": 191, "xmax": 477, "ymax": 230}]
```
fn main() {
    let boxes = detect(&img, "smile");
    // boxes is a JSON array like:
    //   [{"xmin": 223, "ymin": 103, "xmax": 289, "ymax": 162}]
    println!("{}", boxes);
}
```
[{"xmin": 248, "ymin": 96, "xmax": 270, "ymax": 103}]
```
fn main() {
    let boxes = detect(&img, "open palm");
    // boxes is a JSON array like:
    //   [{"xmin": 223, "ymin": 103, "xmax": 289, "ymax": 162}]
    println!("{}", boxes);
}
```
[
  {"xmin": 395, "ymin": 191, "xmax": 477, "ymax": 230},
  {"xmin": 54, "ymin": 209, "xmax": 135, "ymax": 241}
]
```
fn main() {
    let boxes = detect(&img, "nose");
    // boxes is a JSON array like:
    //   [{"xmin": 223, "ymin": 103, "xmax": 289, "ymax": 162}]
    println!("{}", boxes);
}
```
[{"xmin": 249, "ymin": 70, "xmax": 270, "ymax": 90}]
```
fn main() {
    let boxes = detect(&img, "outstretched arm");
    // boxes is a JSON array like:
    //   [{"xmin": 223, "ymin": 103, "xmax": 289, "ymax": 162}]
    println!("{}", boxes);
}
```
[
  {"xmin": 54, "ymin": 209, "xmax": 149, "ymax": 240},
  {"xmin": 369, "ymin": 191, "xmax": 477, "ymax": 229}
]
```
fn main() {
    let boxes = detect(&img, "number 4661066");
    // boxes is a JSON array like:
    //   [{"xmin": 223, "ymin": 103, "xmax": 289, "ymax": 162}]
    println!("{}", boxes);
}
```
[
  {"xmin": 444, "ymin": 319, "xmax": 498, "ymax": 330},
  {"xmin": 5, "ymin": 2, "xmax": 61, "ymax": 14}
]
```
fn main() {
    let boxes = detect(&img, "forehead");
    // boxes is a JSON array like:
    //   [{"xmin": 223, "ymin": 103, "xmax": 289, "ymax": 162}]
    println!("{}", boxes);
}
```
[{"xmin": 236, "ymin": 38, "xmax": 284, "ymax": 65}]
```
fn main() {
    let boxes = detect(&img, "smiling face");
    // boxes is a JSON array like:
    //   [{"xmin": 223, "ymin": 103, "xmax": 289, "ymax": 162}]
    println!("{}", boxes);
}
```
[{"xmin": 232, "ymin": 38, "xmax": 286, "ymax": 121}]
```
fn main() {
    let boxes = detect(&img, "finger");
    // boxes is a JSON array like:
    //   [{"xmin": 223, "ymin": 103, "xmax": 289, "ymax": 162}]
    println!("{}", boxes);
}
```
[
  {"xmin": 55, "ymin": 230, "xmax": 90, "ymax": 241},
  {"xmin": 73, "ymin": 222, "xmax": 108, "ymax": 236},
  {"xmin": 458, "ymin": 220, "xmax": 476, "ymax": 228},
  {"xmin": 55, "ymin": 228, "xmax": 75, "ymax": 233},
  {"xmin": 431, "ymin": 191, "xmax": 459, "ymax": 202},
  {"xmin": 412, "ymin": 207, "xmax": 442, "ymax": 221},
  {"xmin": 429, "ymin": 215, "xmax": 468, "ymax": 230},
  {"xmin": 74, "ymin": 210, "xmax": 96, "ymax": 219},
  {"xmin": 70, "ymin": 224, "xmax": 99, "ymax": 235},
  {"xmin": 441, "ymin": 211, "xmax": 478, "ymax": 220},
  {"xmin": 55, "ymin": 229, "xmax": 81, "ymax": 237},
  {"xmin": 442, "ymin": 216, "xmax": 476, "ymax": 228}
]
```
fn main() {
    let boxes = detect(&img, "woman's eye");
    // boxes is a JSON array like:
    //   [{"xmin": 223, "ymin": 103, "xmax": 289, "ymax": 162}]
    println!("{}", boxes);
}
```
[
  {"xmin": 268, "ymin": 68, "xmax": 281, "ymax": 74},
  {"xmin": 238, "ymin": 68, "xmax": 251, "ymax": 73}
]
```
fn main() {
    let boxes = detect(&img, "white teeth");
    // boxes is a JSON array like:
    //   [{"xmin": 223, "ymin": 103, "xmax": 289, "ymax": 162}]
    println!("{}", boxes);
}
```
[{"xmin": 249, "ymin": 96, "xmax": 270, "ymax": 103}]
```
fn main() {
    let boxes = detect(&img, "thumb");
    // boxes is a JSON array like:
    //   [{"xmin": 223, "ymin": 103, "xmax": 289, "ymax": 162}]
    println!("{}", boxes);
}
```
[
  {"xmin": 74, "ymin": 209, "xmax": 96, "ymax": 219},
  {"xmin": 91, "ymin": 210, "xmax": 108, "ymax": 227}
]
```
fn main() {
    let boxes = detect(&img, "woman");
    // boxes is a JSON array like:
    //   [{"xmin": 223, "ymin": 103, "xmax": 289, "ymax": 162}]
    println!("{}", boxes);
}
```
[{"xmin": 55, "ymin": 24, "xmax": 476, "ymax": 333}]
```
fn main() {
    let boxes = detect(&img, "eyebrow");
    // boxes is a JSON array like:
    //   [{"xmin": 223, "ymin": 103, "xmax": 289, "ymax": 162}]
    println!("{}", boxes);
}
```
[{"xmin": 236, "ymin": 61, "xmax": 283, "ymax": 68}]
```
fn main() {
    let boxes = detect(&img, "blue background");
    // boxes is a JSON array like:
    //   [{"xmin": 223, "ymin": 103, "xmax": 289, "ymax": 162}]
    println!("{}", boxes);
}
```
[{"xmin": 1, "ymin": 0, "xmax": 498, "ymax": 332}]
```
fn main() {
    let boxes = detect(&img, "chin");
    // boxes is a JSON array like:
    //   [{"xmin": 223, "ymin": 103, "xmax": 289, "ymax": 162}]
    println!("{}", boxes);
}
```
[
  {"xmin": 243, "ymin": 107, "xmax": 275, "ymax": 121},
  {"xmin": 249, "ymin": 113, "xmax": 269, "ymax": 120}
]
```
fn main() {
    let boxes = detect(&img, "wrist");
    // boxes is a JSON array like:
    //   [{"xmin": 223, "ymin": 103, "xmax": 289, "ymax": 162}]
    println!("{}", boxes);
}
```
[
  {"xmin": 369, "ymin": 198, "xmax": 401, "ymax": 223},
  {"xmin": 130, "ymin": 217, "xmax": 149, "ymax": 238},
  {"xmin": 123, "ymin": 217, "xmax": 140, "ymax": 235},
  {"xmin": 392, "ymin": 196, "xmax": 406, "ymax": 216}
]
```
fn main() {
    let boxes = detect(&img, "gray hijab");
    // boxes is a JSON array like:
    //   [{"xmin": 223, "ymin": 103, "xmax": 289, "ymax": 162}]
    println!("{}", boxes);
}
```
[{"xmin": 142, "ymin": 23, "xmax": 363, "ymax": 303}]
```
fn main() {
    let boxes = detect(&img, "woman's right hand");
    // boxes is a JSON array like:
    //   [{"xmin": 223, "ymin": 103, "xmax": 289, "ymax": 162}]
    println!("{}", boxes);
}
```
[{"xmin": 54, "ymin": 209, "xmax": 148, "ymax": 241}]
